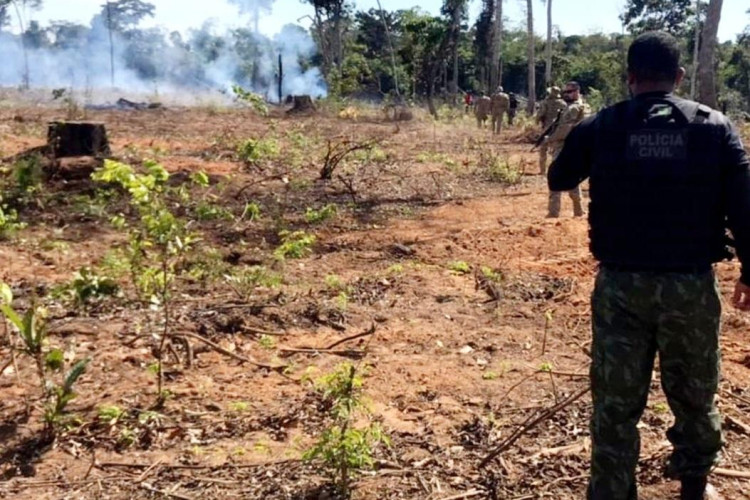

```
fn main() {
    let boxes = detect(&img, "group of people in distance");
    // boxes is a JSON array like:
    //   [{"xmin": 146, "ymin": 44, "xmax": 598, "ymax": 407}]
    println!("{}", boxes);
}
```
[
  {"xmin": 465, "ymin": 81, "xmax": 591, "ymax": 218},
  {"xmin": 465, "ymin": 89, "xmax": 518, "ymax": 132}
]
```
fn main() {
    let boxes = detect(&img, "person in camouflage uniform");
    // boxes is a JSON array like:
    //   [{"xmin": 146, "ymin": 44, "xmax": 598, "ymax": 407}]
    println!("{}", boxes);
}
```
[
  {"xmin": 491, "ymin": 87, "xmax": 510, "ymax": 134},
  {"xmin": 537, "ymin": 86, "xmax": 567, "ymax": 174},
  {"xmin": 549, "ymin": 31, "xmax": 750, "ymax": 500},
  {"xmin": 590, "ymin": 269, "xmax": 723, "ymax": 499},
  {"xmin": 475, "ymin": 93, "xmax": 492, "ymax": 128},
  {"xmin": 546, "ymin": 81, "xmax": 587, "ymax": 217}
]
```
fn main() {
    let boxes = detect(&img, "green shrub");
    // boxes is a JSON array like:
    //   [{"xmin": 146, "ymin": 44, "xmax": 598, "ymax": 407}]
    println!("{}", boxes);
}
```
[
  {"xmin": 274, "ymin": 231, "xmax": 316, "ymax": 260},
  {"xmin": 237, "ymin": 138, "xmax": 280, "ymax": 166},
  {"xmin": 305, "ymin": 204, "xmax": 338, "ymax": 224}
]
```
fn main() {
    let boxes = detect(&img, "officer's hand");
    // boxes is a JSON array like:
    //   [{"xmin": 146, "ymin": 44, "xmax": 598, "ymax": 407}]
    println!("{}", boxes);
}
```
[{"xmin": 733, "ymin": 281, "xmax": 750, "ymax": 311}]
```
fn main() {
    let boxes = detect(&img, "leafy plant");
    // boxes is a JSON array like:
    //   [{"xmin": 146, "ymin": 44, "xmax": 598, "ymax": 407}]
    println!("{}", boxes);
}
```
[
  {"xmin": 303, "ymin": 363, "xmax": 389, "ymax": 497},
  {"xmin": 652, "ymin": 402, "xmax": 670, "ymax": 415},
  {"xmin": 229, "ymin": 401, "xmax": 250, "ymax": 412},
  {"xmin": 0, "ymin": 196, "xmax": 26, "ymax": 239},
  {"xmin": 93, "ymin": 160, "xmax": 195, "ymax": 404},
  {"xmin": 237, "ymin": 137, "xmax": 280, "ymax": 167},
  {"xmin": 58, "ymin": 267, "xmax": 121, "ymax": 307},
  {"xmin": 0, "ymin": 284, "xmax": 90, "ymax": 438},
  {"xmin": 482, "ymin": 152, "xmax": 522, "ymax": 185},
  {"xmin": 241, "ymin": 202, "xmax": 262, "ymax": 221},
  {"xmin": 449, "ymin": 261, "xmax": 471, "ymax": 275},
  {"xmin": 386, "ymin": 264, "xmax": 404, "ymax": 275},
  {"xmin": 43, "ymin": 359, "xmax": 90, "ymax": 435},
  {"xmin": 325, "ymin": 274, "xmax": 346, "ymax": 291},
  {"xmin": 274, "ymin": 231, "xmax": 316, "ymax": 260},
  {"xmin": 194, "ymin": 201, "xmax": 234, "ymax": 221},
  {"xmin": 305, "ymin": 204, "xmax": 338, "ymax": 224},
  {"xmin": 98, "ymin": 405, "xmax": 126, "ymax": 424},
  {"xmin": 224, "ymin": 266, "xmax": 283, "ymax": 300},
  {"xmin": 480, "ymin": 266, "xmax": 504, "ymax": 283},
  {"xmin": 1, "ymin": 284, "xmax": 47, "ymax": 389},
  {"xmin": 258, "ymin": 335, "xmax": 276, "ymax": 350},
  {"xmin": 232, "ymin": 85, "xmax": 269, "ymax": 116},
  {"xmin": 13, "ymin": 154, "xmax": 43, "ymax": 193}
]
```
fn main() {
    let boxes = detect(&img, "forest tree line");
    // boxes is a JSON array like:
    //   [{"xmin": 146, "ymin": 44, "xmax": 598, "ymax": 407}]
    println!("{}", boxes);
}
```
[{"xmin": 0, "ymin": 0, "xmax": 748, "ymax": 115}]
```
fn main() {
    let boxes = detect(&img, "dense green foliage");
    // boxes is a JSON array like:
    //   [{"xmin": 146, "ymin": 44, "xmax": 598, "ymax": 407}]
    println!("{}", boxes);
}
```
[{"xmin": 1, "ymin": 0, "xmax": 748, "ymax": 113}]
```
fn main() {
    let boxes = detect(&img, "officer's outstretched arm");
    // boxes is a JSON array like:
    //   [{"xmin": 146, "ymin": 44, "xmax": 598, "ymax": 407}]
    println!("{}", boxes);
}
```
[
  {"xmin": 548, "ymin": 120, "xmax": 592, "ymax": 191},
  {"xmin": 722, "ymin": 121, "xmax": 750, "ymax": 309}
]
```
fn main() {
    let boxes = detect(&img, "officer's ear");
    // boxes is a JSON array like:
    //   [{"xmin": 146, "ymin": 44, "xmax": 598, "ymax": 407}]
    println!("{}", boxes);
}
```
[{"xmin": 674, "ymin": 67, "xmax": 686, "ymax": 88}]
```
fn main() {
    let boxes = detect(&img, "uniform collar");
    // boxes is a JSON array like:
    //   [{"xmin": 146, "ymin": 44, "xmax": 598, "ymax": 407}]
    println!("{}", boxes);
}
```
[{"xmin": 634, "ymin": 91, "xmax": 673, "ymax": 100}]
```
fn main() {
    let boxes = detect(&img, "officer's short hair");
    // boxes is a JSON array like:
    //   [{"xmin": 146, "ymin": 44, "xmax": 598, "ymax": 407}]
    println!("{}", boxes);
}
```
[
  {"xmin": 565, "ymin": 81, "xmax": 581, "ymax": 91},
  {"xmin": 627, "ymin": 31, "xmax": 681, "ymax": 83}
]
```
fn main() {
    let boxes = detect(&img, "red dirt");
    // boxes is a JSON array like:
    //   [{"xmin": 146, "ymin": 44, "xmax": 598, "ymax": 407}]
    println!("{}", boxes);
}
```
[{"xmin": 0, "ymin": 106, "xmax": 748, "ymax": 499}]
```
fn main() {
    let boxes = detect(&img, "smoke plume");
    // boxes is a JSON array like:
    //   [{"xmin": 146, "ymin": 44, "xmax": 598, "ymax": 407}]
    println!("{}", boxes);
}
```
[{"xmin": 0, "ymin": 1, "xmax": 326, "ymax": 102}]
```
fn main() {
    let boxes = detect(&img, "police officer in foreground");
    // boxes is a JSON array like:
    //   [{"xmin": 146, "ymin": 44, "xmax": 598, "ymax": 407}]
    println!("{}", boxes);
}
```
[{"xmin": 548, "ymin": 31, "xmax": 750, "ymax": 500}]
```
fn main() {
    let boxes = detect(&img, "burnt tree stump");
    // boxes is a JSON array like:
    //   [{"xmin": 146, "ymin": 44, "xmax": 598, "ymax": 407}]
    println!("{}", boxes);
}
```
[
  {"xmin": 287, "ymin": 95, "xmax": 316, "ymax": 114},
  {"xmin": 48, "ymin": 121, "xmax": 111, "ymax": 159}
]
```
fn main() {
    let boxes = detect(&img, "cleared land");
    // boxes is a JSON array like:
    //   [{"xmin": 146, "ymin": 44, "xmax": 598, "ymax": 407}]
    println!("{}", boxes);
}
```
[{"xmin": 0, "ymin": 102, "xmax": 749, "ymax": 499}]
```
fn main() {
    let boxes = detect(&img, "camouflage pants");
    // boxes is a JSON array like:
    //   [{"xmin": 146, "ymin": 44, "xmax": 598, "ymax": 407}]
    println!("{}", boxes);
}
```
[
  {"xmin": 588, "ymin": 268, "xmax": 723, "ymax": 500},
  {"xmin": 548, "ymin": 188, "xmax": 583, "ymax": 217},
  {"xmin": 492, "ymin": 111, "xmax": 506, "ymax": 134},
  {"xmin": 539, "ymin": 142, "xmax": 550, "ymax": 175},
  {"xmin": 547, "ymin": 141, "xmax": 584, "ymax": 216}
]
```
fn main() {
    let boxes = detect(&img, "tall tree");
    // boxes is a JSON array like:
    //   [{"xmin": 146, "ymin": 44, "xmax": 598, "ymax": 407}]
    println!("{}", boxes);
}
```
[
  {"xmin": 98, "ymin": 0, "xmax": 155, "ymax": 86},
  {"xmin": 697, "ymin": 0, "xmax": 723, "ymax": 107},
  {"xmin": 621, "ymin": 0, "xmax": 694, "ymax": 36},
  {"xmin": 490, "ymin": 0, "xmax": 502, "ymax": 90},
  {"xmin": 0, "ymin": 0, "xmax": 42, "ymax": 89},
  {"xmin": 100, "ymin": 0, "xmax": 154, "ymax": 34},
  {"xmin": 227, "ymin": 0, "xmax": 274, "ymax": 33},
  {"xmin": 304, "ymin": 0, "xmax": 350, "ymax": 85},
  {"xmin": 544, "ymin": 0, "xmax": 552, "ymax": 86},
  {"xmin": 690, "ymin": 0, "xmax": 701, "ymax": 98},
  {"xmin": 442, "ymin": 0, "xmax": 468, "ymax": 97},
  {"xmin": 526, "ymin": 0, "xmax": 535, "ymax": 113},
  {"xmin": 474, "ymin": 0, "xmax": 494, "ymax": 90},
  {"xmin": 374, "ymin": 1, "xmax": 402, "ymax": 99},
  {"xmin": 401, "ymin": 9, "xmax": 450, "ymax": 116}
]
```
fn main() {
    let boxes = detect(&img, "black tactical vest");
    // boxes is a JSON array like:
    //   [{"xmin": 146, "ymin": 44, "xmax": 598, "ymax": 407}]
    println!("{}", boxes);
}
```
[{"xmin": 589, "ymin": 94, "xmax": 727, "ymax": 269}]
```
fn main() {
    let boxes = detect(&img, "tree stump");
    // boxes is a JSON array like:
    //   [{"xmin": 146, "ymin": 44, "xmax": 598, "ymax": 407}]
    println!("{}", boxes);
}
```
[
  {"xmin": 48, "ymin": 121, "xmax": 111, "ymax": 159},
  {"xmin": 287, "ymin": 95, "xmax": 316, "ymax": 114}
]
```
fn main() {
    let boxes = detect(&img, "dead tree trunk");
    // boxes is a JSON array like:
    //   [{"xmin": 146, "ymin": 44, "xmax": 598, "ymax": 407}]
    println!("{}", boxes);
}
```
[
  {"xmin": 287, "ymin": 95, "xmax": 317, "ymax": 114},
  {"xmin": 47, "ymin": 121, "xmax": 111, "ymax": 158}
]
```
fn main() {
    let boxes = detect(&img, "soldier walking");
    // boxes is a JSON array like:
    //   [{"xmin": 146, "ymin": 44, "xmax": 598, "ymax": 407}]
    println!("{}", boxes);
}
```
[
  {"xmin": 548, "ymin": 31, "xmax": 750, "ymax": 500},
  {"xmin": 491, "ymin": 87, "xmax": 510, "ymax": 134},
  {"xmin": 474, "ymin": 93, "xmax": 492, "ymax": 129},
  {"xmin": 546, "ymin": 81, "xmax": 587, "ymax": 217},
  {"xmin": 537, "ymin": 86, "xmax": 566, "ymax": 174}
]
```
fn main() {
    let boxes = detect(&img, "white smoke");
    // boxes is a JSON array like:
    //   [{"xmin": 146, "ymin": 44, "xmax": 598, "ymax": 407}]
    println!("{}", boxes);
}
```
[{"xmin": 0, "ymin": 1, "xmax": 327, "ymax": 101}]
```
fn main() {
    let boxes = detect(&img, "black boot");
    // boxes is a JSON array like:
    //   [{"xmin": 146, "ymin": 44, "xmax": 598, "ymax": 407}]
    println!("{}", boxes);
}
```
[{"xmin": 680, "ymin": 476, "xmax": 707, "ymax": 500}]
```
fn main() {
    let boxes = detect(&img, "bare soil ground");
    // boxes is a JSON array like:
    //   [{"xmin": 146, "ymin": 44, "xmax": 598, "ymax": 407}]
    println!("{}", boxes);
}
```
[{"xmin": 0, "ymin": 102, "xmax": 749, "ymax": 500}]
